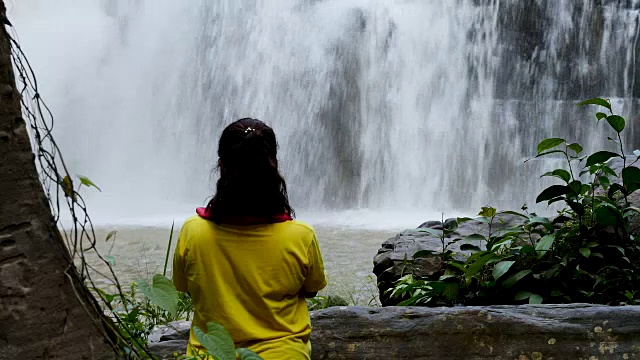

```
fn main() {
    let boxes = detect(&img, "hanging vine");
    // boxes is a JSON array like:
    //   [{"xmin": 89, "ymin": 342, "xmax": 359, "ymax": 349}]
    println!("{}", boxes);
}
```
[{"xmin": 5, "ymin": 19, "xmax": 153, "ymax": 359}]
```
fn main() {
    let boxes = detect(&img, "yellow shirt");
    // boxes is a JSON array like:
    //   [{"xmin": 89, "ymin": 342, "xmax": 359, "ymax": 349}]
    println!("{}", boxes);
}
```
[{"xmin": 172, "ymin": 215, "xmax": 327, "ymax": 359}]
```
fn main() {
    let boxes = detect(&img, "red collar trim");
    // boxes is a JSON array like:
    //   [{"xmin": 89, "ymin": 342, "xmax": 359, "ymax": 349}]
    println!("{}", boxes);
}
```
[{"xmin": 196, "ymin": 207, "xmax": 292, "ymax": 225}]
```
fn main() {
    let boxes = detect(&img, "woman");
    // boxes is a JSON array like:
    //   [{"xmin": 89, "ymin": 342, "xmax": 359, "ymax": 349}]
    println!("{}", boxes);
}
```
[{"xmin": 172, "ymin": 118, "xmax": 327, "ymax": 359}]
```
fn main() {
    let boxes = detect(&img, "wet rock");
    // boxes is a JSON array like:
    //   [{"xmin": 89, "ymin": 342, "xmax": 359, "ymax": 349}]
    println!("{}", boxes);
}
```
[
  {"xmin": 149, "ymin": 305, "xmax": 640, "ymax": 359},
  {"xmin": 148, "ymin": 321, "xmax": 190, "ymax": 359}
]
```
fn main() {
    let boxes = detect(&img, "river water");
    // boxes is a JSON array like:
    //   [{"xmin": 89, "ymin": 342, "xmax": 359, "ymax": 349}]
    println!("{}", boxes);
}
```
[{"xmin": 90, "ymin": 210, "xmax": 436, "ymax": 305}]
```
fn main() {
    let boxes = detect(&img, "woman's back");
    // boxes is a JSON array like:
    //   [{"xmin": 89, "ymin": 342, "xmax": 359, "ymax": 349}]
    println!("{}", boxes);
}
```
[{"xmin": 173, "ymin": 215, "xmax": 327, "ymax": 359}]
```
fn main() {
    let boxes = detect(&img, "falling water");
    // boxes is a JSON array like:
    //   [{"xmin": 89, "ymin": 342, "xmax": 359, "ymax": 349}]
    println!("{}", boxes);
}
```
[{"xmin": 8, "ymin": 0, "xmax": 640, "ymax": 227}]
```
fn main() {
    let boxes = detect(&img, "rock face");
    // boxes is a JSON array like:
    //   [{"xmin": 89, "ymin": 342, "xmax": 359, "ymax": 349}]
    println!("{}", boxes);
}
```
[{"xmin": 149, "ymin": 304, "xmax": 640, "ymax": 359}]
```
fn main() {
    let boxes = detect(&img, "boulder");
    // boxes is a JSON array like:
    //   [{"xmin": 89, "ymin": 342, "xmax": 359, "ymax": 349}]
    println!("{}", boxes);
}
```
[
  {"xmin": 147, "ymin": 320, "xmax": 190, "ymax": 359},
  {"xmin": 149, "ymin": 304, "xmax": 640, "ymax": 359},
  {"xmin": 373, "ymin": 213, "xmax": 523, "ymax": 306}
]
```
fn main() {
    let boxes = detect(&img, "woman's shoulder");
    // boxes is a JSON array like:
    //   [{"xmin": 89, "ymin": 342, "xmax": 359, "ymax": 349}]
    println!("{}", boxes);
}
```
[
  {"xmin": 182, "ymin": 214, "xmax": 211, "ymax": 228},
  {"xmin": 277, "ymin": 219, "xmax": 317, "ymax": 240},
  {"xmin": 284, "ymin": 219, "xmax": 314, "ymax": 232}
]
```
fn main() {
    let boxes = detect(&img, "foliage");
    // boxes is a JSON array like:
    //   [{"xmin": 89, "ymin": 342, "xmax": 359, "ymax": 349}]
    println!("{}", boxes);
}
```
[
  {"xmin": 95, "ymin": 279, "xmax": 193, "ymax": 355},
  {"xmin": 389, "ymin": 98, "xmax": 640, "ymax": 307},
  {"xmin": 307, "ymin": 294, "xmax": 349, "ymax": 311},
  {"xmin": 189, "ymin": 322, "xmax": 262, "ymax": 360}
]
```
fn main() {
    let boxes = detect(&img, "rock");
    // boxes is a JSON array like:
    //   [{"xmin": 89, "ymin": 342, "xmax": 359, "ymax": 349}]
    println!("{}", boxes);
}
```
[
  {"xmin": 373, "ymin": 213, "xmax": 523, "ymax": 306},
  {"xmin": 149, "ymin": 305, "xmax": 640, "ymax": 359},
  {"xmin": 148, "ymin": 321, "xmax": 190, "ymax": 359}
]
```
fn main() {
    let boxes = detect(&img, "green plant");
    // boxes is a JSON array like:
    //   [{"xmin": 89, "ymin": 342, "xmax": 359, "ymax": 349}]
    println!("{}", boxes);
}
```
[
  {"xmin": 190, "ymin": 322, "xmax": 262, "ymax": 360},
  {"xmin": 389, "ymin": 98, "xmax": 640, "ymax": 306},
  {"xmin": 93, "ymin": 225, "xmax": 194, "ymax": 357},
  {"xmin": 307, "ymin": 294, "xmax": 349, "ymax": 311}
]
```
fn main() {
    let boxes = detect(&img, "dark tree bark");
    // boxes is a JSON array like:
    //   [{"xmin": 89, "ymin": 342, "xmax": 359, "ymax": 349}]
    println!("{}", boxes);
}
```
[{"xmin": 0, "ymin": 2, "xmax": 116, "ymax": 359}]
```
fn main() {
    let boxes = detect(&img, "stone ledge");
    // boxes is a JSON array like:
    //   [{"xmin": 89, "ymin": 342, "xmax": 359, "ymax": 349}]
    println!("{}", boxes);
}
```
[{"xmin": 149, "ymin": 304, "xmax": 640, "ymax": 359}]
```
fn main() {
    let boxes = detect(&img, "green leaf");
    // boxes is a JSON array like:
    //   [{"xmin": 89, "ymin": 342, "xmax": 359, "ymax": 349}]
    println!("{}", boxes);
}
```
[
  {"xmin": 413, "ymin": 250, "xmax": 437, "ymax": 259},
  {"xmin": 530, "ymin": 150, "xmax": 566, "ymax": 162},
  {"xmin": 502, "ymin": 270, "xmax": 532, "ymax": 288},
  {"xmin": 529, "ymin": 294, "xmax": 543, "ymax": 304},
  {"xmin": 595, "ymin": 112, "xmax": 608, "ymax": 121},
  {"xmin": 498, "ymin": 210, "xmax": 528, "ymax": 219},
  {"xmin": 416, "ymin": 228, "xmax": 443, "ymax": 238},
  {"xmin": 607, "ymin": 245, "xmax": 625, "ymax": 256},
  {"xmin": 535, "ymin": 150, "xmax": 565, "ymax": 158},
  {"xmin": 535, "ymin": 235, "xmax": 555, "ymax": 257},
  {"xmin": 473, "ymin": 216, "xmax": 490, "ymax": 224},
  {"xmin": 602, "ymin": 166, "xmax": 617, "ymax": 177},
  {"xmin": 568, "ymin": 180, "xmax": 583, "ymax": 196},
  {"xmin": 585, "ymin": 151, "xmax": 620, "ymax": 167},
  {"xmin": 537, "ymin": 138, "xmax": 566, "ymax": 154},
  {"xmin": 536, "ymin": 185, "xmax": 570, "ymax": 203},
  {"xmin": 237, "ymin": 348, "xmax": 264, "ymax": 360},
  {"xmin": 515, "ymin": 291, "xmax": 534, "ymax": 301},
  {"xmin": 60, "ymin": 175, "xmax": 76, "ymax": 200},
  {"xmin": 598, "ymin": 176, "xmax": 611, "ymax": 188},
  {"xmin": 443, "ymin": 218, "xmax": 458, "ymax": 233},
  {"xmin": 465, "ymin": 253, "xmax": 498, "ymax": 283},
  {"xmin": 567, "ymin": 201, "xmax": 585, "ymax": 216},
  {"xmin": 78, "ymin": 175, "xmax": 102, "ymax": 192},
  {"xmin": 456, "ymin": 217, "xmax": 473, "ymax": 224},
  {"xmin": 478, "ymin": 206, "xmax": 497, "ymax": 218},
  {"xmin": 460, "ymin": 244, "xmax": 482, "ymax": 252},
  {"xmin": 106, "ymin": 230, "xmax": 117, "ymax": 242},
  {"xmin": 442, "ymin": 281, "xmax": 459, "ymax": 301},
  {"xmin": 606, "ymin": 115, "xmax": 626, "ymax": 133},
  {"xmin": 550, "ymin": 290, "xmax": 564, "ymax": 297},
  {"xmin": 465, "ymin": 233, "xmax": 486, "ymax": 241},
  {"xmin": 447, "ymin": 262, "xmax": 467, "ymax": 274},
  {"xmin": 578, "ymin": 97, "xmax": 611, "ymax": 112},
  {"xmin": 106, "ymin": 256, "xmax": 116, "ymax": 267},
  {"xmin": 137, "ymin": 274, "xmax": 178, "ymax": 317},
  {"xmin": 567, "ymin": 143, "xmax": 583, "ymax": 155},
  {"xmin": 622, "ymin": 166, "xmax": 640, "ymax": 193},
  {"xmin": 439, "ymin": 274, "xmax": 458, "ymax": 281},
  {"xmin": 492, "ymin": 261, "xmax": 516, "ymax": 281},
  {"xmin": 579, "ymin": 248, "xmax": 591, "ymax": 258},
  {"xmin": 528, "ymin": 216, "xmax": 551, "ymax": 225},
  {"xmin": 609, "ymin": 183, "xmax": 626, "ymax": 199},
  {"xmin": 194, "ymin": 323, "xmax": 237, "ymax": 360},
  {"xmin": 594, "ymin": 204, "xmax": 623, "ymax": 226},
  {"xmin": 541, "ymin": 169, "xmax": 571, "ymax": 183},
  {"xmin": 519, "ymin": 245, "xmax": 536, "ymax": 256}
]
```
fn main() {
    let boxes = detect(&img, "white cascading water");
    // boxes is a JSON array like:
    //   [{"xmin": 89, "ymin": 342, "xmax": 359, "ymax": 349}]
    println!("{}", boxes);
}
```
[{"xmin": 7, "ymin": 0, "xmax": 640, "ymax": 228}]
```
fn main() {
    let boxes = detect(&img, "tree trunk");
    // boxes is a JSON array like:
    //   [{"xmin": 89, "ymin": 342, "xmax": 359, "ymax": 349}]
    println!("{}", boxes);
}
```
[{"xmin": 0, "ymin": 2, "xmax": 116, "ymax": 359}]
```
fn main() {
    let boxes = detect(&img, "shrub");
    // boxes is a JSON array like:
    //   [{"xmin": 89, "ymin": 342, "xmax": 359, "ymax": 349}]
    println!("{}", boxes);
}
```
[{"xmin": 389, "ymin": 98, "xmax": 640, "ymax": 306}]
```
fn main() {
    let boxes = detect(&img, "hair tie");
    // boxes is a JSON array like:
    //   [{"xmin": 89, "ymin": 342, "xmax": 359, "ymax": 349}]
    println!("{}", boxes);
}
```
[{"xmin": 244, "ymin": 127, "xmax": 254, "ymax": 134}]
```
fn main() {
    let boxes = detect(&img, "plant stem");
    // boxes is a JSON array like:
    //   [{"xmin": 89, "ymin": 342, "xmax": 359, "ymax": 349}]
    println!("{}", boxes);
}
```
[
  {"xmin": 163, "ymin": 221, "xmax": 175, "ymax": 277},
  {"xmin": 564, "ymin": 148, "xmax": 575, "ymax": 181},
  {"xmin": 441, "ymin": 213, "xmax": 445, "ymax": 261},
  {"xmin": 617, "ymin": 132, "xmax": 629, "ymax": 206}
]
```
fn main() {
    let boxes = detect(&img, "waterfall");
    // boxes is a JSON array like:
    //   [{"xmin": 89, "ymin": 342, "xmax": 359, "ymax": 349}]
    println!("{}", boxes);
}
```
[{"xmin": 8, "ymin": 0, "xmax": 640, "ymax": 226}]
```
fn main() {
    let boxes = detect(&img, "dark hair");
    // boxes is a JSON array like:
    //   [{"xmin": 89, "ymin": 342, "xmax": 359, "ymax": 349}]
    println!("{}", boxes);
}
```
[{"xmin": 206, "ymin": 118, "xmax": 294, "ymax": 223}]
